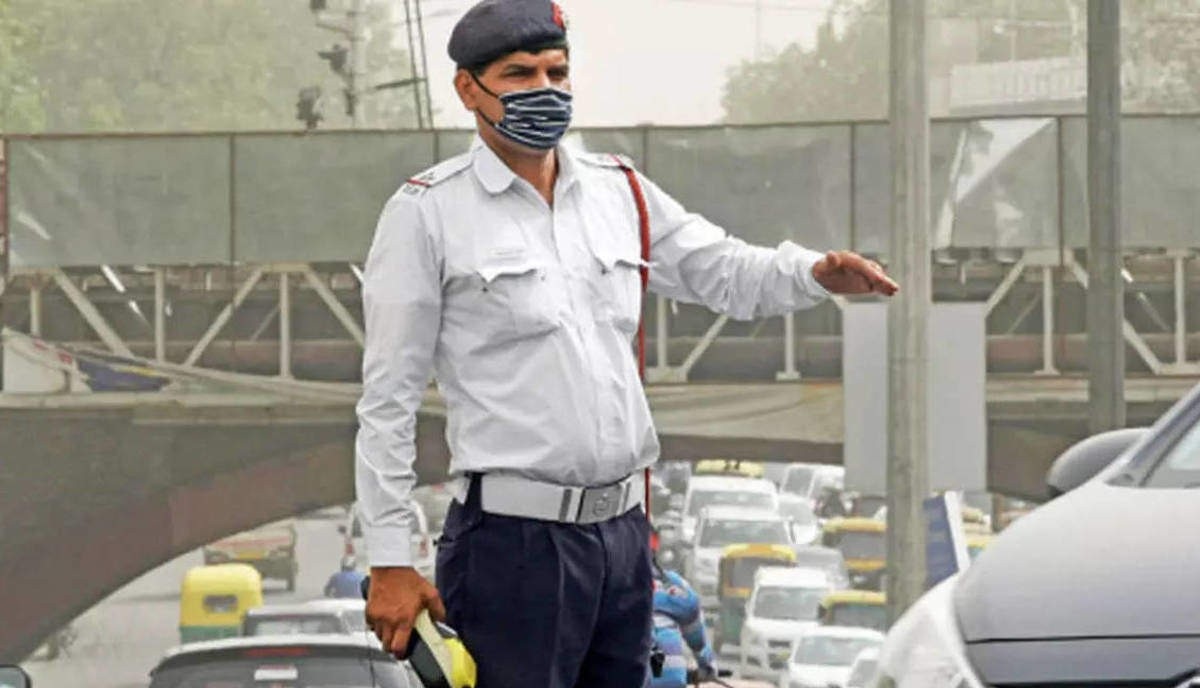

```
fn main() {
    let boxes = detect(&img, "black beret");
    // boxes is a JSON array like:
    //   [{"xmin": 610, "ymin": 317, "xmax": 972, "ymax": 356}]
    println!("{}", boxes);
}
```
[{"xmin": 447, "ymin": 0, "xmax": 569, "ymax": 70}]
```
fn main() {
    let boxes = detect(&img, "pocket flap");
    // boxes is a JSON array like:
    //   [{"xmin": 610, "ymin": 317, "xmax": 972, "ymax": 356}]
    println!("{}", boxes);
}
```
[
  {"xmin": 593, "ymin": 248, "xmax": 650, "ymax": 272},
  {"xmin": 476, "ymin": 258, "xmax": 542, "ymax": 284}
]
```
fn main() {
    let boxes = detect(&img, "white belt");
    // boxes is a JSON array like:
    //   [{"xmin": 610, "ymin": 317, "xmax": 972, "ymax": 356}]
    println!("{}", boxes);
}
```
[{"xmin": 476, "ymin": 472, "xmax": 646, "ymax": 525}]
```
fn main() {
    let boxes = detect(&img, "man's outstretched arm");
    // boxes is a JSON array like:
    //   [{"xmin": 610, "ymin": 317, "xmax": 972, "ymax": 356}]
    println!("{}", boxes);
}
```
[{"xmin": 637, "ymin": 171, "xmax": 897, "ymax": 318}]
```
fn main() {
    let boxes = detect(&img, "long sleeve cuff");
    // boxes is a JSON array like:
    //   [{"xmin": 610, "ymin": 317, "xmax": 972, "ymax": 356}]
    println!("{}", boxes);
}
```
[
  {"xmin": 790, "ymin": 244, "xmax": 832, "ymax": 301},
  {"xmin": 365, "ymin": 522, "xmax": 413, "ymax": 568}
]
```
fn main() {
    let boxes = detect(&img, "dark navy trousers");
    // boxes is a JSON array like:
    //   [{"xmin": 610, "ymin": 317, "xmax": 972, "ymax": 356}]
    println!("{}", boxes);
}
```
[{"xmin": 436, "ymin": 477, "xmax": 654, "ymax": 688}]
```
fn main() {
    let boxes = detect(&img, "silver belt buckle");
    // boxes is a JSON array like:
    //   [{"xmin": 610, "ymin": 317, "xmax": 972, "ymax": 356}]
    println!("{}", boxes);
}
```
[{"xmin": 576, "ymin": 482, "xmax": 624, "ymax": 524}]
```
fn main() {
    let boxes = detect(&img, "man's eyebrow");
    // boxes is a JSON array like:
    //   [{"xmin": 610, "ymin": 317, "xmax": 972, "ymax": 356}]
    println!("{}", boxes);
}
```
[{"xmin": 500, "ymin": 64, "xmax": 536, "ymax": 74}]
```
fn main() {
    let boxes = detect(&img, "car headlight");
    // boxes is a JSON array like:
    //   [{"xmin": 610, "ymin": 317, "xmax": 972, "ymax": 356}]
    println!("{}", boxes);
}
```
[{"xmin": 878, "ymin": 575, "xmax": 984, "ymax": 688}]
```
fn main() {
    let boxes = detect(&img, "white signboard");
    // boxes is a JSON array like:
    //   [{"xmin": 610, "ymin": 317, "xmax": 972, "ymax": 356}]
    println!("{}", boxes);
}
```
[{"xmin": 843, "ymin": 302, "xmax": 988, "ymax": 494}]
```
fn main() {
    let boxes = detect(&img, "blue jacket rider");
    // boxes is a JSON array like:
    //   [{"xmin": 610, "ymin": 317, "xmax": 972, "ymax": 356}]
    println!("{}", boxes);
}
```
[{"xmin": 652, "ymin": 564, "xmax": 717, "ymax": 688}]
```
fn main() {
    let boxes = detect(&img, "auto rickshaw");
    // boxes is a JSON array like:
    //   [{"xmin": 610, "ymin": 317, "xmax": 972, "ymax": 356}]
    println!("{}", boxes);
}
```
[
  {"xmin": 817, "ymin": 590, "xmax": 888, "ymax": 632},
  {"xmin": 694, "ymin": 459, "xmax": 765, "ymax": 480},
  {"xmin": 820, "ymin": 518, "xmax": 886, "ymax": 590},
  {"xmin": 179, "ymin": 564, "xmax": 264, "ymax": 643},
  {"xmin": 967, "ymin": 533, "xmax": 994, "ymax": 560},
  {"xmin": 713, "ymin": 543, "xmax": 796, "ymax": 651}
]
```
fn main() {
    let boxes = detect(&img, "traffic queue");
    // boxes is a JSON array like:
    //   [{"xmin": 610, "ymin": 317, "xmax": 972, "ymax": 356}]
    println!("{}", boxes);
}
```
[{"xmin": 122, "ymin": 461, "xmax": 1001, "ymax": 688}]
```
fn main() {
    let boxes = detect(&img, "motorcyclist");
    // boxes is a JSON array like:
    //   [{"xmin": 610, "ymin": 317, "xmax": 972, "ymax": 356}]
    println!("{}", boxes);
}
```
[
  {"xmin": 324, "ymin": 555, "xmax": 366, "ymax": 599},
  {"xmin": 650, "ymin": 529, "xmax": 718, "ymax": 688}
]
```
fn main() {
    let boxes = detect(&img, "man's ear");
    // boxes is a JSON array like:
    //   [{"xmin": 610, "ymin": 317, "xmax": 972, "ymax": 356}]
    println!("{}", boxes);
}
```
[{"xmin": 454, "ymin": 69, "xmax": 478, "ymax": 111}]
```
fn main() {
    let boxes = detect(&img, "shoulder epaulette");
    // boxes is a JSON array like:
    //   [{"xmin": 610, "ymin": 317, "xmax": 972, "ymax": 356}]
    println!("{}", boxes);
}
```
[
  {"xmin": 576, "ymin": 151, "xmax": 636, "ymax": 171},
  {"xmin": 399, "ymin": 154, "xmax": 473, "ymax": 196}
]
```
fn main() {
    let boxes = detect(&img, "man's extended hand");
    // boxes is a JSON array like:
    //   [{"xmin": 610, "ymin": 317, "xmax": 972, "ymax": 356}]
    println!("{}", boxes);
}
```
[
  {"xmin": 812, "ymin": 250, "xmax": 899, "ymax": 296},
  {"xmin": 366, "ymin": 566, "xmax": 446, "ymax": 659}
]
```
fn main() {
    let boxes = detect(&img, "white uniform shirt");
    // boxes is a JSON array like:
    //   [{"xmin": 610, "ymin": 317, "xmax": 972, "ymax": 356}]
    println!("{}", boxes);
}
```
[{"xmin": 356, "ymin": 139, "xmax": 829, "ymax": 566}]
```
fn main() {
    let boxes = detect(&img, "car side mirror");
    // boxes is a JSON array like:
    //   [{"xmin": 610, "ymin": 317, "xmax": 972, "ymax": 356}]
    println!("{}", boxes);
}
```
[
  {"xmin": 1046, "ymin": 427, "xmax": 1149, "ymax": 499},
  {"xmin": 0, "ymin": 666, "xmax": 31, "ymax": 688}
]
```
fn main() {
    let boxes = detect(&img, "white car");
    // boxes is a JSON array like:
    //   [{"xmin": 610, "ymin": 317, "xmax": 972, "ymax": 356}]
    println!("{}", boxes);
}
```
[
  {"xmin": 779, "ymin": 626, "xmax": 884, "ymax": 688},
  {"xmin": 739, "ymin": 567, "xmax": 833, "ymax": 679},
  {"xmin": 681, "ymin": 475, "xmax": 779, "ymax": 544},
  {"xmin": 149, "ymin": 635, "xmax": 418, "ymax": 688},
  {"xmin": 686, "ymin": 506, "xmax": 792, "ymax": 606},
  {"xmin": 844, "ymin": 646, "xmax": 880, "ymax": 688},
  {"xmin": 778, "ymin": 493, "xmax": 820, "ymax": 545},
  {"xmin": 342, "ymin": 501, "xmax": 436, "ymax": 581}
]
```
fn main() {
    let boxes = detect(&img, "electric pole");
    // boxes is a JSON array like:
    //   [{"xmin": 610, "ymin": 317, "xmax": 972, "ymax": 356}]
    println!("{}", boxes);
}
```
[
  {"xmin": 312, "ymin": 0, "xmax": 365, "ymax": 127},
  {"xmin": 401, "ymin": 0, "xmax": 426, "ymax": 128},
  {"xmin": 886, "ymin": 0, "xmax": 931, "ymax": 624},
  {"xmin": 1086, "ymin": 0, "xmax": 1124, "ymax": 433},
  {"xmin": 348, "ymin": 0, "xmax": 362, "ymax": 127}
]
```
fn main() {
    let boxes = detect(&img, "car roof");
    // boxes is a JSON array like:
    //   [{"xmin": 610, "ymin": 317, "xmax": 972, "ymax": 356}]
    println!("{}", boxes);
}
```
[
  {"xmin": 302, "ymin": 598, "xmax": 365, "ymax": 611},
  {"xmin": 793, "ymin": 545, "xmax": 844, "ymax": 561},
  {"xmin": 160, "ymin": 633, "xmax": 381, "ymax": 661},
  {"xmin": 754, "ymin": 566, "xmax": 829, "ymax": 587},
  {"xmin": 687, "ymin": 476, "xmax": 777, "ymax": 493},
  {"xmin": 799, "ymin": 626, "xmax": 885, "ymax": 641},
  {"xmin": 699, "ymin": 506, "xmax": 783, "ymax": 522},
  {"xmin": 242, "ymin": 597, "xmax": 355, "ymax": 614}
]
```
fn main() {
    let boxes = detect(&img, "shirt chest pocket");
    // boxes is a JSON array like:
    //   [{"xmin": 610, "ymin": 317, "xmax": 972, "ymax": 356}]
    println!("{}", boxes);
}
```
[
  {"xmin": 471, "ymin": 258, "xmax": 562, "ymax": 345},
  {"xmin": 591, "ymin": 247, "xmax": 646, "ymax": 336}
]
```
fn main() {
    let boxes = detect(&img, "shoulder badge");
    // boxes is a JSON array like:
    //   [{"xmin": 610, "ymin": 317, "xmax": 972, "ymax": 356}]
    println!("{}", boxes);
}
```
[{"xmin": 399, "ymin": 154, "xmax": 472, "ymax": 197}]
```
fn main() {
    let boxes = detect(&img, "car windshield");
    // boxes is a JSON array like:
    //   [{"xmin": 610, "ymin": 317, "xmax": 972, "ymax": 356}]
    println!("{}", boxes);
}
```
[
  {"xmin": 699, "ymin": 519, "xmax": 789, "ymax": 547},
  {"xmin": 782, "ymin": 467, "xmax": 816, "ymax": 496},
  {"xmin": 753, "ymin": 586, "xmax": 826, "ymax": 621},
  {"xmin": 834, "ymin": 532, "xmax": 885, "ymax": 559},
  {"xmin": 828, "ymin": 605, "xmax": 888, "ymax": 631},
  {"xmin": 1144, "ymin": 410, "xmax": 1200, "ymax": 487},
  {"xmin": 687, "ymin": 490, "xmax": 775, "ymax": 517},
  {"xmin": 148, "ymin": 656, "xmax": 409, "ymax": 688},
  {"xmin": 245, "ymin": 616, "xmax": 343, "ymax": 636},
  {"xmin": 793, "ymin": 635, "xmax": 881, "ymax": 667}
]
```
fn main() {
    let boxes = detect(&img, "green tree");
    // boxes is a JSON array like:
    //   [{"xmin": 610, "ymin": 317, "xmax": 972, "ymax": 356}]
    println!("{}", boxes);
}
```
[
  {"xmin": 0, "ymin": 0, "xmax": 46, "ymax": 132},
  {"xmin": 0, "ymin": 0, "xmax": 417, "ymax": 134}
]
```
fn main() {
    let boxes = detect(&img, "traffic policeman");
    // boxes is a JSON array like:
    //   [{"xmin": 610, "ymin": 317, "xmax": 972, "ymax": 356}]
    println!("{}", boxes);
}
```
[{"xmin": 357, "ymin": 1, "xmax": 899, "ymax": 686}]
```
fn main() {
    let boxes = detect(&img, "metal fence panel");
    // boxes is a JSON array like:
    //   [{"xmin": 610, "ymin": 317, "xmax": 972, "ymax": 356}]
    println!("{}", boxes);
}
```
[
  {"xmin": 7, "ymin": 136, "xmax": 231, "ymax": 267},
  {"xmin": 646, "ymin": 125, "xmax": 851, "ymax": 252},
  {"xmin": 1063, "ymin": 116, "xmax": 1200, "ymax": 249},
  {"xmin": 854, "ymin": 118, "xmax": 1059, "ymax": 257},
  {"xmin": 233, "ymin": 131, "xmax": 436, "ymax": 263}
]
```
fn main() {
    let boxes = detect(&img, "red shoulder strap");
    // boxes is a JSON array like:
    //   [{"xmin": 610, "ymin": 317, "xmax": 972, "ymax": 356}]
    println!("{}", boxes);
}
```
[
  {"xmin": 610, "ymin": 155, "xmax": 651, "ymax": 380},
  {"xmin": 611, "ymin": 155, "xmax": 654, "ymax": 519}
]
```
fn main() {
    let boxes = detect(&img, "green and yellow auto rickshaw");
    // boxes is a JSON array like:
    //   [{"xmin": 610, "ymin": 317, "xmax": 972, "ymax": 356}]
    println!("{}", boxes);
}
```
[
  {"xmin": 713, "ymin": 543, "xmax": 796, "ymax": 651},
  {"xmin": 179, "ymin": 564, "xmax": 264, "ymax": 643},
  {"xmin": 818, "ymin": 590, "xmax": 888, "ymax": 632},
  {"xmin": 821, "ymin": 518, "xmax": 887, "ymax": 590}
]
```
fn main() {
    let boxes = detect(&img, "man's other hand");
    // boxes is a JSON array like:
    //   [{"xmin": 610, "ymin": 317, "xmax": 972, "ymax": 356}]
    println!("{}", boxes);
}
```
[
  {"xmin": 365, "ymin": 566, "xmax": 446, "ymax": 659},
  {"xmin": 812, "ymin": 250, "xmax": 899, "ymax": 296}
]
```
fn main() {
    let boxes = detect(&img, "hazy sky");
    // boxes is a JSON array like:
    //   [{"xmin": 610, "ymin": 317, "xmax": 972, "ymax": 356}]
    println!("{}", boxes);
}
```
[{"xmin": 414, "ymin": 0, "xmax": 834, "ymax": 128}]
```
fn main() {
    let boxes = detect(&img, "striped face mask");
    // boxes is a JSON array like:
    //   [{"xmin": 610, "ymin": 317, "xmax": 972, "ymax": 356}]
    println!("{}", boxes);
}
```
[{"xmin": 472, "ymin": 74, "xmax": 573, "ymax": 150}]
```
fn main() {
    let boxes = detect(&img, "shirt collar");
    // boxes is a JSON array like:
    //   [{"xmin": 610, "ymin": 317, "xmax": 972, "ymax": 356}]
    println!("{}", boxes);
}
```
[{"xmin": 470, "ymin": 135, "xmax": 580, "ymax": 196}]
